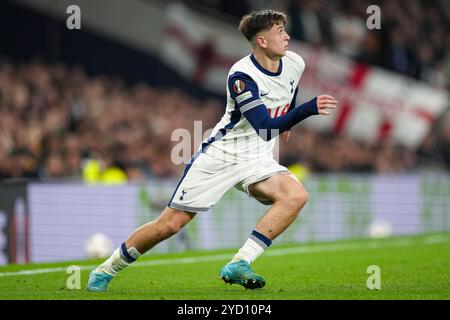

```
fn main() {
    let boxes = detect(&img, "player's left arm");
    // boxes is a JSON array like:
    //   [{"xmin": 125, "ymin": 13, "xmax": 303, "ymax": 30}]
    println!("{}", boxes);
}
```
[
  {"xmin": 283, "ymin": 52, "xmax": 307, "ymax": 144},
  {"xmin": 282, "ymin": 87, "xmax": 299, "ymax": 144},
  {"xmin": 282, "ymin": 94, "xmax": 338, "ymax": 142},
  {"xmin": 244, "ymin": 95, "xmax": 337, "ymax": 141}
]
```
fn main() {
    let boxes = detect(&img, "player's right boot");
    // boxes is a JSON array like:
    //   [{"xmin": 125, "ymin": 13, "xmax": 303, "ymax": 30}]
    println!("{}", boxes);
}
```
[
  {"xmin": 86, "ymin": 270, "xmax": 113, "ymax": 292},
  {"xmin": 219, "ymin": 260, "xmax": 266, "ymax": 289}
]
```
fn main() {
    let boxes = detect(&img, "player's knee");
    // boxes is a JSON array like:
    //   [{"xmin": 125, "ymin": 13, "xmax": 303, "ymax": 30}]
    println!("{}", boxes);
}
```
[
  {"xmin": 300, "ymin": 189, "xmax": 309, "ymax": 208},
  {"xmin": 157, "ymin": 207, "xmax": 194, "ymax": 237},
  {"xmin": 282, "ymin": 189, "xmax": 308, "ymax": 213},
  {"xmin": 166, "ymin": 218, "xmax": 185, "ymax": 236},
  {"xmin": 157, "ymin": 216, "xmax": 183, "ymax": 237}
]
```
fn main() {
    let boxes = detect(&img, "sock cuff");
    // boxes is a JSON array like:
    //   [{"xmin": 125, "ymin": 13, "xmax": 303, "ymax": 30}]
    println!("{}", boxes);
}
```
[
  {"xmin": 120, "ymin": 242, "xmax": 137, "ymax": 263},
  {"xmin": 250, "ymin": 229, "xmax": 272, "ymax": 248}
]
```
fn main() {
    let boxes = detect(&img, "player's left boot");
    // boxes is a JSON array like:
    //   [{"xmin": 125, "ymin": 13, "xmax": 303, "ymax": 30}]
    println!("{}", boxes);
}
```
[
  {"xmin": 219, "ymin": 260, "xmax": 266, "ymax": 289},
  {"xmin": 86, "ymin": 270, "xmax": 113, "ymax": 292}
]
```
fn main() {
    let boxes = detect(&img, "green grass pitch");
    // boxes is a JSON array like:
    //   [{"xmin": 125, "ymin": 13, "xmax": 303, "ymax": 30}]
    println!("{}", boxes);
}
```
[{"xmin": 1, "ymin": 233, "xmax": 449, "ymax": 300}]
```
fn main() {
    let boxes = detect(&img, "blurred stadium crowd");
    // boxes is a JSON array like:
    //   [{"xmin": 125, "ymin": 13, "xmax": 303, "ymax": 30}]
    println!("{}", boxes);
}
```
[
  {"xmin": 0, "ymin": 0, "xmax": 449, "ymax": 182},
  {"xmin": 1, "ymin": 59, "xmax": 449, "ymax": 182},
  {"xmin": 187, "ymin": 0, "xmax": 449, "ymax": 89},
  {"xmin": 0, "ymin": 60, "xmax": 220, "ymax": 181}
]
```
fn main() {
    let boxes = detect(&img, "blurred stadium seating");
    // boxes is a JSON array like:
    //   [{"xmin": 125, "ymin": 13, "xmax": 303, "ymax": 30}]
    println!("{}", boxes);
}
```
[
  {"xmin": 0, "ymin": 0, "xmax": 449, "ymax": 264},
  {"xmin": 2, "ymin": 58, "xmax": 449, "ymax": 181},
  {"xmin": 1, "ymin": 0, "xmax": 449, "ymax": 181}
]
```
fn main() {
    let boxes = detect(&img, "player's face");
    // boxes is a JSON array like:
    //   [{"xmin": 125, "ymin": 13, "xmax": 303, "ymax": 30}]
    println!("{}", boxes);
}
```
[{"xmin": 262, "ymin": 23, "xmax": 290, "ymax": 58}]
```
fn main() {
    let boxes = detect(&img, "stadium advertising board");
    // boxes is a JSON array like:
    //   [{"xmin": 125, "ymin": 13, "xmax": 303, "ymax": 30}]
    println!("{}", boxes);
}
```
[{"xmin": 0, "ymin": 174, "xmax": 446, "ymax": 264}]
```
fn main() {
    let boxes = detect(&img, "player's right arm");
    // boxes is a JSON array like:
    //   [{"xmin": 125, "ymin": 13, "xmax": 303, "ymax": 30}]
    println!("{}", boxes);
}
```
[{"xmin": 229, "ymin": 73, "xmax": 337, "ymax": 141}]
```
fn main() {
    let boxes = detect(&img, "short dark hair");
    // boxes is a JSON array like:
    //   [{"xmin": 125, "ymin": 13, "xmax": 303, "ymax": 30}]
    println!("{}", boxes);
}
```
[{"xmin": 238, "ymin": 10, "xmax": 287, "ymax": 42}]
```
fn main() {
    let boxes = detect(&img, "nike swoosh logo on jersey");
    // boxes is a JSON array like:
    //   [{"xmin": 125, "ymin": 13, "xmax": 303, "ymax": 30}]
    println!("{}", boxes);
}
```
[{"xmin": 261, "ymin": 91, "xmax": 270, "ymax": 96}]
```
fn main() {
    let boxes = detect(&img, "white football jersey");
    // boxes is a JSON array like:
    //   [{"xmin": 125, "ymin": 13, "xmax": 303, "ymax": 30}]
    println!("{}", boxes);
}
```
[{"xmin": 201, "ymin": 50, "xmax": 306, "ymax": 163}]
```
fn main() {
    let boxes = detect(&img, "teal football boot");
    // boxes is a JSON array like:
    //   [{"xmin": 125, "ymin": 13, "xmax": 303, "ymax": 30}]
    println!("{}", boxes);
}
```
[
  {"xmin": 220, "ymin": 260, "xmax": 266, "ymax": 289},
  {"xmin": 87, "ymin": 270, "xmax": 113, "ymax": 292}
]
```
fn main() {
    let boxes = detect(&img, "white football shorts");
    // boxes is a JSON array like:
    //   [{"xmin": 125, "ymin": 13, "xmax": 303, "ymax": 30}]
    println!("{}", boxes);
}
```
[{"xmin": 168, "ymin": 151, "xmax": 290, "ymax": 212}]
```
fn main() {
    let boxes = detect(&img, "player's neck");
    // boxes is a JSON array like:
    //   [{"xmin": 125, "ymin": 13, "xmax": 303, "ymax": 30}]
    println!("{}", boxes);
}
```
[{"xmin": 252, "ymin": 51, "xmax": 280, "ymax": 73}]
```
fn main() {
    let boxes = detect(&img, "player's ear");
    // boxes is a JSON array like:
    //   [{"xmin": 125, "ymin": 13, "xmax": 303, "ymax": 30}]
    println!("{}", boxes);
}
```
[{"xmin": 254, "ymin": 35, "xmax": 267, "ymax": 49}]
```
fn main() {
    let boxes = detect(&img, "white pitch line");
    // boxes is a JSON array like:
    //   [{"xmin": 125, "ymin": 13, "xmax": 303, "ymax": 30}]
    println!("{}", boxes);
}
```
[
  {"xmin": 0, "ymin": 265, "xmax": 95, "ymax": 277},
  {"xmin": 423, "ymin": 234, "xmax": 450, "ymax": 244},
  {"xmin": 1, "ymin": 235, "xmax": 449, "ymax": 278}
]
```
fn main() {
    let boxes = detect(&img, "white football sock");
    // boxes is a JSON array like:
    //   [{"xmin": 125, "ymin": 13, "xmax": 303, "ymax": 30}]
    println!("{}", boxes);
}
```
[
  {"xmin": 231, "ymin": 229, "xmax": 272, "ymax": 265},
  {"xmin": 96, "ymin": 248, "xmax": 129, "ymax": 276},
  {"xmin": 231, "ymin": 238, "xmax": 265, "ymax": 265},
  {"xmin": 96, "ymin": 244, "xmax": 141, "ymax": 276}
]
